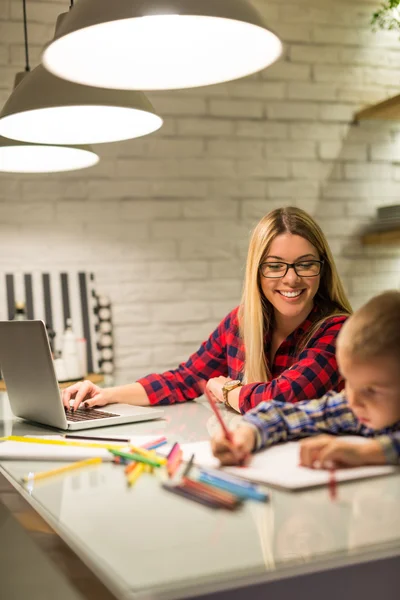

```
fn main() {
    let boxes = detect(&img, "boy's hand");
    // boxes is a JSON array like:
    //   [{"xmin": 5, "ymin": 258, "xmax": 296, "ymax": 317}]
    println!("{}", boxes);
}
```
[
  {"xmin": 211, "ymin": 425, "xmax": 257, "ymax": 466},
  {"xmin": 299, "ymin": 435, "xmax": 386, "ymax": 469}
]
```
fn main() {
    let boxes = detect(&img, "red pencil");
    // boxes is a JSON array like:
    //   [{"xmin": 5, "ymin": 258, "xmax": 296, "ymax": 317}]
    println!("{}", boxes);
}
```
[
  {"xmin": 167, "ymin": 443, "xmax": 183, "ymax": 477},
  {"xmin": 329, "ymin": 466, "xmax": 337, "ymax": 501},
  {"xmin": 204, "ymin": 386, "xmax": 234, "ymax": 443}
]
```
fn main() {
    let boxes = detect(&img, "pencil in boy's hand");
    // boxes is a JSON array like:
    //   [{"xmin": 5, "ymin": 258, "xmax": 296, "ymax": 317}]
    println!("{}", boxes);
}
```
[{"xmin": 204, "ymin": 386, "xmax": 234, "ymax": 443}]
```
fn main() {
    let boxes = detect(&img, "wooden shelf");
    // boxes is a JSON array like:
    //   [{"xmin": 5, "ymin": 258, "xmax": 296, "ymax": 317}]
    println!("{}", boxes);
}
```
[
  {"xmin": 0, "ymin": 372, "xmax": 104, "ymax": 392},
  {"xmin": 362, "ymin": 228, "xmax": 400, "ymax": 245},
  {"xmin": 355, "ymin": 94, "xmax": 400, "ymax": 121}
]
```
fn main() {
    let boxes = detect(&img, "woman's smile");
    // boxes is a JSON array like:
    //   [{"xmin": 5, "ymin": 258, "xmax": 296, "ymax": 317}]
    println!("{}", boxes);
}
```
[{"xmin": 276, "ymin": 289, "xmax": 305, "ymax": 300}]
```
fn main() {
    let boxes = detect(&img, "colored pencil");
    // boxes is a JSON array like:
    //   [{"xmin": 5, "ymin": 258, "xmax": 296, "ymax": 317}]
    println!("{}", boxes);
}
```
[
  {"xmin": 182, "ymin": 477, "xmax": 240, "ymax": 509},
  {"xmin": 108, "ymin": 448, "xmax": 164, "ymax": 468},
  {"xmin": 5, "ymin": 435, "xmax": 125, "ymax": 451},
  {"xmin": 198, "ymin": 467, "xmax": 257, "ymax": 490},
  {"xmin": 167, "ymin": 443, "xmax": 183, "ymax": 477},
  {"xmin": 127, "ymin": 463, "xmax": 145, "ymax": 487},
  {"xmin": 129, "ymin": 445, "xmax": 167, "ymax": 463},
  {"xmin": 203, "ymin": 388, "xmax": 234, "ymax": 443},
  {"xmin": 141, "ymin": 437, "xmax": 168, "ymax": 450},
  {"xmin": 124, "ymin": 460, "xmax": 137, "ymax": 474},
  {"xmin": 162, "ymin": 482, "xmax": 223, "ymax": 509},
  {"xmin": 198, "ymin": 472, "xmax": 268, "ymax": 502},
  {"xmin": 329, "ymin": 467, "xmax": 337, "ymax": 501},
  {"xmin": 65, "ymin": 434, "xmax": 131, "ymax": 443},
  {"xmin": 22, "ymin": 457, "xmax": 102, "ymax": 483},
  {"xmin": 182, "ymin": 454, "xmax": 195, "ymax": 478}
]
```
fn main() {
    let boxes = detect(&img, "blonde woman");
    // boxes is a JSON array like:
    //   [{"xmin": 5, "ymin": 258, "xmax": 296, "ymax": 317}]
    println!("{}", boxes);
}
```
[{"xmin": 63, "ymin": 207, "xmax": 351, "ymax": 415}]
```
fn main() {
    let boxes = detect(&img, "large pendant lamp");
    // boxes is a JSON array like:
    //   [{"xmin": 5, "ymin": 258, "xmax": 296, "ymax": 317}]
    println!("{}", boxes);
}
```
[
  {"xmin": 0, "ymin": 1, "xmax": 99, "ymax": 173},
  {"xmin": 0, "ymin": 7, "xmax": 162, "ymax": 146},
  {"xmin": 42, "ymin": 0, "xmax": 282, "ymax": 90},
  {"xmin": 0, "ymin": 65, "xmax": 163, "ymax": 145},
  {"xmin": 0, "ymin": 135, "xmax": 98, "ymax": 173}
]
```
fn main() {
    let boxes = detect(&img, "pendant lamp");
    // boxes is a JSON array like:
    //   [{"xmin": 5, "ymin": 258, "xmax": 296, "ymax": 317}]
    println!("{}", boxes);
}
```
[
  {"xmin": 0, "ymin": 1, "xmax": 99, "ymax": 173},
  {"xmin": 0, "ymin": 135, "xmax": 98, "ymax": 173},
  {"xmin": 42, "ymin": 0, "xmax": 282, "ymax": 90},
  {"xmin": 0, "ymin": 65, "xmax": 163, "ymax": 145}
]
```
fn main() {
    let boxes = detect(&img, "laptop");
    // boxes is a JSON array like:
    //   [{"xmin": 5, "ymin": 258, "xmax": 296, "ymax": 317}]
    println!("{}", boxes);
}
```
[{"xmin": 0, "ymin": 320, "xmax": 164, "ymax": 430}]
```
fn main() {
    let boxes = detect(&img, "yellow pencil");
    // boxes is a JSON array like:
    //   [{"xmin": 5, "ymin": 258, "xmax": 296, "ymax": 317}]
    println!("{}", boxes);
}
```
[
  {"xmin": 127, "ymin": 462, "xmax": 145, "ymax": 486},
  {"xmin": 2, "ymin": 435, "xmax": 126, "ymax": 451},
  {"xmin": 129, "ymin": 445, "xmax": 167, "ymax": 465},
  {"xmin": 22, "ymin": 457, "xmax": 102, "ymax": 483}
]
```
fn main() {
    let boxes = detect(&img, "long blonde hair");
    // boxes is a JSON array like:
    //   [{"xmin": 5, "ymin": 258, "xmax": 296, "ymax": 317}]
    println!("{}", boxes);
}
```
[{"xmin": 239, "ymin": 207, "xmax": 352, "ymax": 384}]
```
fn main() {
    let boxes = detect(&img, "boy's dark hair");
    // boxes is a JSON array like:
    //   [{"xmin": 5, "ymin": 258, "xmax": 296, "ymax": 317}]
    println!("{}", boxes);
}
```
[{"xmin": 338, "ymin": 290, "xmax": 400, "ymax": 360}]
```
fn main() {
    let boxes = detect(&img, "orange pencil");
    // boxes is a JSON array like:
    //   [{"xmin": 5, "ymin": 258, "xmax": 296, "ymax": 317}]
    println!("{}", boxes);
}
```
[{"xmin": 127, "ymin": 462, "xmax": 145, "ymax": 486}]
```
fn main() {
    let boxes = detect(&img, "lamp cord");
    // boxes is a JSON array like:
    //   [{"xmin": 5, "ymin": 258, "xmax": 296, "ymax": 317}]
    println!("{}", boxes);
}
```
[
  {"xmin": 21, "ymin": 0, "xmax": 74, "ymax": 72},
  {"xmin": 22, "ymin": 0, "xmax": 30, "ymax": 72}
]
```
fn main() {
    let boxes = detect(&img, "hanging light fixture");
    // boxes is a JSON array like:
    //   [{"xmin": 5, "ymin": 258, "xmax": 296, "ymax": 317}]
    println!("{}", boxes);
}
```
[
  {"xmin": 0, "ymin": 135, "xmax": 98, "ymax": 173},
  {"xmin": 0, "ymin": 64, "xmax": 163, "ymax": 144},
  {"xmin": 0, "ymin": 10, "xmax": 163, "ymax": 145},
  {"xmin": 42, "ymin": 0, "xmax": 282, "ymax": 90},
  {"xmin": 0, "ymin": 1, "xmax": 99, "ymax": 172}
]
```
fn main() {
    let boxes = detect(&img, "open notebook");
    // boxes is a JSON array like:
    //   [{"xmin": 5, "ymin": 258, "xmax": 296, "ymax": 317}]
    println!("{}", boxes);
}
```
[
  {"xmin": 176, "ymin": 438, "xmax": 398, "ymax": 491},
  {"xmin": 0, "ymin": 435, "xmax": 157, "ymax": 462}
]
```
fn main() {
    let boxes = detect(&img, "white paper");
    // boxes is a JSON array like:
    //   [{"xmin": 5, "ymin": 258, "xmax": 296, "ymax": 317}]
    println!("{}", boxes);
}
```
[
  {"xmin": 177, "ymin": 438, "xmax": 397, "ymax": 491},
  {"xmin": 0, "ymin": 435, "xmax": 158, "ymax": 462}
]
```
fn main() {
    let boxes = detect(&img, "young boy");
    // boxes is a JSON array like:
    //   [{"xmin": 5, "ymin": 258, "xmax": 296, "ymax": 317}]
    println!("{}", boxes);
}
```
[{"xmin": 211, "ymin": 290, "xmax": 400, "ymax": 468}]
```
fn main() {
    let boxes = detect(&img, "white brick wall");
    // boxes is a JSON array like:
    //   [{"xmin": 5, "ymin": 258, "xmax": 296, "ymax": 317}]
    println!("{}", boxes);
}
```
[{"xmin": 1, "ymin": 0, "xmax": 400, "ymax": 382}]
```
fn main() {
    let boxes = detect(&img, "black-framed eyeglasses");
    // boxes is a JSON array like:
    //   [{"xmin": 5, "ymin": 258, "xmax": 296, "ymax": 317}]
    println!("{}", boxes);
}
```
[{"xmin": 260, "ymin": 260, "xmax": 324, "ymax": 279}]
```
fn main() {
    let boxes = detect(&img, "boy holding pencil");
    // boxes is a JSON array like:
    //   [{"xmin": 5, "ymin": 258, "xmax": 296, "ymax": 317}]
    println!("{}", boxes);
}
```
[{"xmin": 211, "ymin": 290, "xmax": 400, "ymax": 468}]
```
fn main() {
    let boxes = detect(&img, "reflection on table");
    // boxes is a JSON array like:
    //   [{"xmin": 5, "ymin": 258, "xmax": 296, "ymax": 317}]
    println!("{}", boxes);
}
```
[{"xmin": 0, "ymin": 396, "xmax": 399, "ymax": 600}]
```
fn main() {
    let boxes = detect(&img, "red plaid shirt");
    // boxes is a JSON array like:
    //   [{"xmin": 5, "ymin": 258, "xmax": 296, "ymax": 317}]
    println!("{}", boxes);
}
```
[{"xmin": 137, "ymin": 306, "xmax": 348, "ymax": 414}]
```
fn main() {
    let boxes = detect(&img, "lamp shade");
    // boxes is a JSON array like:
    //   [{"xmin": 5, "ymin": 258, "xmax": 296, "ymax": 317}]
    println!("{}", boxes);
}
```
[
  {"xmin": 0, "ymin": 66, "xmax": 163, "ymax": 145},
  {"xmin": 0, "ymin": 136, "xmax": 99, "ymax": 173},
  {"xmin": 42, "ymin": 0, "xmax": 282, "ymax": 90}
]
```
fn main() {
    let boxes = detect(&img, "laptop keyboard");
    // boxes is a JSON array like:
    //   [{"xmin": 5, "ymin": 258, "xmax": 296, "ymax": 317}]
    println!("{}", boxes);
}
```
[{"xmin": 66, "ymin": 408, "xmax": 119, "ymax": 422}]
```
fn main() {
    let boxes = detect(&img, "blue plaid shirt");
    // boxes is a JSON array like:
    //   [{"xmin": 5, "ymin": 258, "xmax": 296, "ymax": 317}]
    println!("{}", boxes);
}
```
[{"xmin": 243, "ymin": 391, "xmax": 400, "ymax": 465}]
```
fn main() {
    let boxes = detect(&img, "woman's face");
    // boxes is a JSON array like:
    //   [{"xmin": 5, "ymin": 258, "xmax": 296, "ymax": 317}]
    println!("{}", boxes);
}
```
[{"xmin": 260, "ymin": 233, "xmax": 321, "ymax": 324}]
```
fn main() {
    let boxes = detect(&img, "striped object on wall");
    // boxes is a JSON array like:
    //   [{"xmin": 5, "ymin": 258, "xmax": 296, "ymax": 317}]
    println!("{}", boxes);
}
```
[
  {"xmin": 0, "ymin": 271, "xmax": 101, "ymax": 374},
  {"xmin": 97, "ymin": 295, "xmax": 114, "ymax": 376}
]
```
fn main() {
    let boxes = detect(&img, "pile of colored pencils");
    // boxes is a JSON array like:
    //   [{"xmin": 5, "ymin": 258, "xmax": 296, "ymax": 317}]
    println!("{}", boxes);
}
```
[{"xmin": 110, "ymin": 437, "xmax": 269, "ymax": 509}]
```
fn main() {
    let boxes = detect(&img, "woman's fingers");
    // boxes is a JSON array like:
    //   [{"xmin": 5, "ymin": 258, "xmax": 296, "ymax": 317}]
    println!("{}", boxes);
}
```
[
  {"xmin": 61, "ymin": 382, "xmax": 83, "ymax": 409},
  {"xmin": 79, "ymin": 393, "xmax": 105, "ymax": 410},
  {"xmin": 72, "ymin": 383, "xmax": 101, "ymax": 411},
  {"xmin": 66, "ymin": 381, "xmax": 99, "ymax": 411}
]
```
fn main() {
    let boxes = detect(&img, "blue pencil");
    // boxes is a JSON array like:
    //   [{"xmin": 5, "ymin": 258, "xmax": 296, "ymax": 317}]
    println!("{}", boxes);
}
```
[
  {"xmin": 146, "ymin": 440, "xmax": 168, "ymax": 451},
  {"xmin": 199, "ymin": 467, "xmax": 258, "ymax": 490},
  {"xmin": 198, "ymin": 472, "xmax": 269, "ymax": 502}
]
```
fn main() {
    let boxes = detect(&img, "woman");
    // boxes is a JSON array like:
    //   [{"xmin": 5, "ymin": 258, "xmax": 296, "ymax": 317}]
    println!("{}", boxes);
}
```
[{"xmin": 62, "ymin": 207, "xmax": 352, "ymax": 414}]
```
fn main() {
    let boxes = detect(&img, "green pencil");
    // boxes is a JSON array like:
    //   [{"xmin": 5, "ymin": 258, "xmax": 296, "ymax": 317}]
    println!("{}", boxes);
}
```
[{"xmin": 109, "ymin": 448, "xmax": 164, "ymax": 468}]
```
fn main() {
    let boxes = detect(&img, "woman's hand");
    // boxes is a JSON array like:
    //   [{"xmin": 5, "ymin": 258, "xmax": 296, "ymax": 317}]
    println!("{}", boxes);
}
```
[
  {"xmin": 62, "ymin": 380, "xmax": 114, "ymax": 412},
  {"xmin": 205, "ymin": 376, "xmax": 229, "ymax": 404},
  {"xmin": 211, "ymin": 425, "xmax": 256, "ymax": 466},
  {"xmin": 299, "ymin": 435, "xmax": 386, "ymax": 469}
]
